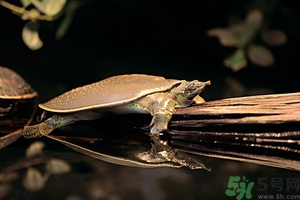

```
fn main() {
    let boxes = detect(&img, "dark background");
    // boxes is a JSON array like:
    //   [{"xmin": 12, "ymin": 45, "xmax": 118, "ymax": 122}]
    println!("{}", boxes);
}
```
[
  {"xmin": 1, "ymin": 0, "xmax": 300, "ymax": 199},
  {"xmin": 1, "ymin": 0, "xmax": 300, "ymax": 101}
]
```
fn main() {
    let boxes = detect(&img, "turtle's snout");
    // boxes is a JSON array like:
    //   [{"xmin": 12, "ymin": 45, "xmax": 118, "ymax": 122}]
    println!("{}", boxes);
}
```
[
  {"xmin": 196, "ymin": 80, "xmax": 211, "ymax": 87},
  {"xmin": 173, "ymin": 80, "xmax": 211, "ymax": 106},
  {"xmin": 193, "ymin": 80, "xmax": 211, "ymax": 91},
  {"xmin": 183, "ymin": 80, "xmax": 210, "ymax": 100}
]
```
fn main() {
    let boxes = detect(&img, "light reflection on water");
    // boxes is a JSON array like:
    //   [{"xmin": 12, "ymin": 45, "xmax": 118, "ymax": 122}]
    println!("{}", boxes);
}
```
[
  {"xmin": 3, "ymin": 141, "xmax": 294, "ymax": 200},
  {"xmin": 1, "ymin": 67, "xmax": 300, "ymax": 200}
]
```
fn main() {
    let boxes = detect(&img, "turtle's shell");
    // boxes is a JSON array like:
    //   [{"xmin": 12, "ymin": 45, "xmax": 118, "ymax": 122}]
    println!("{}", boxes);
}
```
[
  {"xmin": 0, "ymin": 66, "xmax": 37, "ymax": 99},
  {"xmin": 40, "ymin": 74, "xmax": 182, "ymax": 113}
]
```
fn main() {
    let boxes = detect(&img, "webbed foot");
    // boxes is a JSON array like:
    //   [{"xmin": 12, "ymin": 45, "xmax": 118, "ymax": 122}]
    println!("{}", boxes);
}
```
[
  {"xmin": 23, "ymin": 124, "xmax": 44, "ymax": 138},
  {"xmin": 23, "ymin": 111, "xmax": 101, "ymax": 139},
  {"xmin": 135, "ymin": 134, "xmax": 210, "ymax": 170},
  {"xmin": 23, "ymin": 118, "xmax": 57, "ymax": 138}
]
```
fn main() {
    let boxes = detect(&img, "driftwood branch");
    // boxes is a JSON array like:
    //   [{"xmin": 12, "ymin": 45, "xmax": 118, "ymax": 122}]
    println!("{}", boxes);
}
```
[
  {"xmin": 175, "ymin": 92, "xmax": 300, "ymax": 124},
  {"xmin": 166, "ymin": 92, "xmax": 300, "ymax": 171},
  {"xmin": 169, "ymin": 92, "xmax": 300, "ymax": 134},
  {"xmin": 176, "ymin": 92, "xmax": 300, "ymax": 123}
]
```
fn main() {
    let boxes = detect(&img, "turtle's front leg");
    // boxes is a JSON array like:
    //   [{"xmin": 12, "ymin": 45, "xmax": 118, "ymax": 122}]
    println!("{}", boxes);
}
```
[
  {"xmin": 149, "ymin": 100, "xmax": 176, "ymax": 135},
  {"xmin": 133, "ymin": 94, "xmax": 177, "ymax": 165},
  {"xmin": 134, "ymin": 93, "xmax": 209, "ymax": 170},
  {"xmin": 23, "ymin": 110, "xmax": 101, "ymax": 138},
  {"xmin": 133, "ymin": 93, "xmax": 176, "ymax": 135},
  {"xmin": 133, "ymin": 93, "xmax": 175, "ymax": 149}
]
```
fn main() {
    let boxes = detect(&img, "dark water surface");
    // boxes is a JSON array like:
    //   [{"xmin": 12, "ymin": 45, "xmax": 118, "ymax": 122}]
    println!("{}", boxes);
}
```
[
  {"xmin": 1, "ymin": 66, "xmax": 299, "ymax": 200},
  {"xmin": 2, "ymin": 136, "xmax": 300, "ymax": 200}
]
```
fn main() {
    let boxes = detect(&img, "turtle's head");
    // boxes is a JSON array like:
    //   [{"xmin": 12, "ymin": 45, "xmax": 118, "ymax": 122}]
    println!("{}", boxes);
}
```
[{"xmin": 173, "ymin": 80, "xmax": 210, "ymax": 107}]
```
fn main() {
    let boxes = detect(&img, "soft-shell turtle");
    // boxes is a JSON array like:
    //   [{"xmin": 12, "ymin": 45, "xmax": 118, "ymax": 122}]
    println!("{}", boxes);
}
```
[
  {"xmin": 0, "ymin": 66, "xmax": 37, "ymax": 115},
  {"xmin": 23, "ymin": 74, "xmax": 210, "ymax": 168}
]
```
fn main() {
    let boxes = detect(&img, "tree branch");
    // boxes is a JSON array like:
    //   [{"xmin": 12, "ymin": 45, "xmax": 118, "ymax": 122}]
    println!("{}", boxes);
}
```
[{"xmin": 0, "ymin": 0, "xmax": 53, "ymax": 21}]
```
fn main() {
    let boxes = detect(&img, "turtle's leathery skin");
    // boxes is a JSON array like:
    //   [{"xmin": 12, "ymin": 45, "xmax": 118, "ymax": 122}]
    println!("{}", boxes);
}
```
[
  {"xmin": 131, "ymin": 80, "xmax": 210, "ymax": 165},
  {"xmin": 132, "ymin": 92, "xmax": 176, "ymax": 135},
  {"xmin": 22, "ymin": 74, "xmax": 210, "ymax": 169},
  {"xmin": 23, "ymin": 110, "xmax": 101, "ymax": 138}
]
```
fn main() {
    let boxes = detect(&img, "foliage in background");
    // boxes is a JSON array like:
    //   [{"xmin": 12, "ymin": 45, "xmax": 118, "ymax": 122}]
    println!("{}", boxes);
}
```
[
  {"xmin": 0, "ymin": 0, "xmax": 81, "ymax": 50},
  {"xmin": 0, "ymin": 141, "xmax": 71, "ymax": 199},
  {"xmin": 207, "ymin": 9, "xmax": 287, "ymax": 72}
]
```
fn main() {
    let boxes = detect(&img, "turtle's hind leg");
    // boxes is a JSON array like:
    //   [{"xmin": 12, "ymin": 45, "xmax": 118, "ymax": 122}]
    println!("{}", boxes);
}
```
[
  {"xmin": 23, "ymin": 110, "xmax": 101, "ymax": 138},
  {"xmin": 23, "ymin": 117, "xmax": 59, "ymax": 138}
]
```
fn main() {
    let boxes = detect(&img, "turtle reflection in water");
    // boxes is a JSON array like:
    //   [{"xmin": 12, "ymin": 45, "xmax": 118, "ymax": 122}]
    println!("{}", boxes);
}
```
[
  {"xmin": 0, "ymin": 66, "xmax": 37, "ymax": 116},
  {"xmin": 23, "ymin": 74, "xmax": 210, "ymax": 169}
]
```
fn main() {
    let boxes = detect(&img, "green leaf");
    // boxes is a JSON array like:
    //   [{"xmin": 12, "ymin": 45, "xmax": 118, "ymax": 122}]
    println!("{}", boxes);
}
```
[
  {"xmin": 236, "ymin": 10, "xmax": 263, "ymax": 48},
  {"xmin": 31, "ymin": 0, "xmax": 66, "ymax": 16},
  {"xmin": 262, "ymin": 30, "xmax": 287, "ymax": 46},
  {"xmin": 21, "ymin": 8, "xmax": 41, "ymax": 21},
  {"xmin": 207, "ymin": 28, "xmax": 239, "ymax": 47},
  {"xmin": 46, "ymin": 158, "xmax": 71, "ymax": 175},
  {"xmin": 245, "ymin": 9, "xmax": 263, "ymax": 30},
  {"xmin": 247, "ymin": 44, "xmax": 274, "ymax": 67},
  {"xmin": 56, "ymin": 1, "xmax": 81, "ymax": 39},
  {"xmin": 22, "ymin": 167, "xmax": 45, "ymax": 192},
  {"xmin": 228, "ymin": 23, "xmax": 246, "ymax": 35},
  {"xmin": 22, "ymin": 21, "xmax": 43, "ymax": 50},
  {"xmin": 224, "ymin": 49, "xmax": 247, "ymax": 72},
  {"xmin": 20, "ymin": 0, "xmax": 32, "ymax": 7},
  {"xmin": 25, "ymin": 141, "xmax": 45, "ymax": 158}
]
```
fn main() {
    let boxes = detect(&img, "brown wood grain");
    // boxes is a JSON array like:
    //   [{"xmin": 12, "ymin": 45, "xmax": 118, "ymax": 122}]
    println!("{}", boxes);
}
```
[
  {"xmin": 167, "ymin": 92, "xmax": 300, "ymax": 153},
  {"xmin": 175, "ymin": 92, "xmax": 300, "ymax": 123},
  {"xmin": 164, "ymin": 93, "xmax": 300, "ymax": 171}
]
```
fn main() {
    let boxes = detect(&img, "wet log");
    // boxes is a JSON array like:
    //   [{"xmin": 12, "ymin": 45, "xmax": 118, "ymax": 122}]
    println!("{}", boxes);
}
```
[
  {"xmin": 169, "ymin": 92, "xmax": 300, "ymax": 134},
  {"xmin": 176, "ymin": 93, "xmax": 300, "ymax": 124},
  {"xmin": 167, "ymin": 92, "xmax": 300, "ymax": 171},
  {"xmin": 168, "ymin": 92, "xmax": 300, "ymax": 150},
  {"xmin": 174, "ymin": 92, "xmax": 300, "ymax": 125}
]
